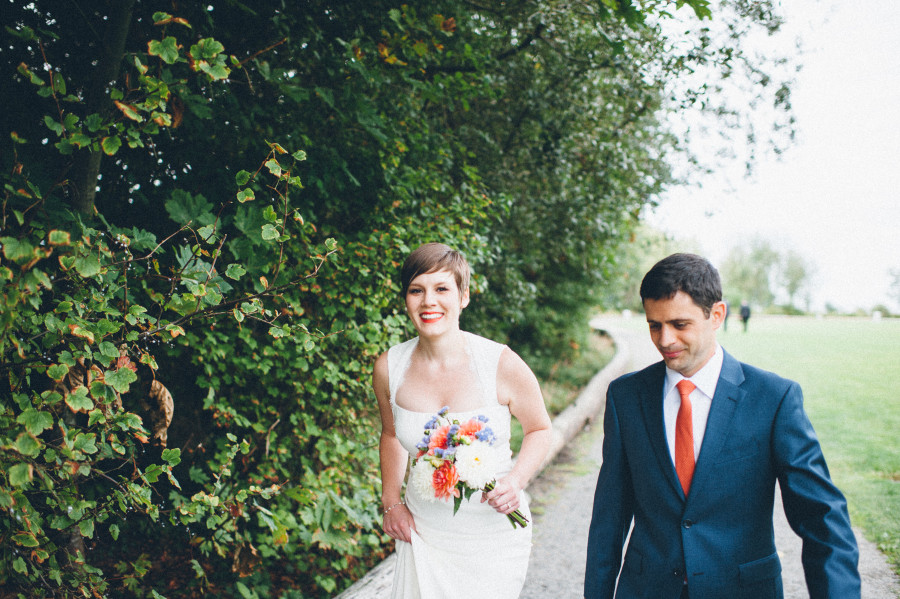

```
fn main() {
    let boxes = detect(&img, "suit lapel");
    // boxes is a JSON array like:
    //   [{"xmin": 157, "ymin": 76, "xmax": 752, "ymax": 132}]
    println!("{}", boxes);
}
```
[
  {"xmin": 690, "ymin": 351, "xmax": 746, "ymax": 499},
  {"xmin": 638, "ymin": 362, "xmax": 684, "ymax": 498}
]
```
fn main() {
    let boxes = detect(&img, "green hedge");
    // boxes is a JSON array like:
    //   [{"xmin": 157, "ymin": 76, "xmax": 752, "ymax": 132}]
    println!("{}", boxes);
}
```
[{"xmin": 1, "ymin": 1, "xmax": 782, "ymax": 596}]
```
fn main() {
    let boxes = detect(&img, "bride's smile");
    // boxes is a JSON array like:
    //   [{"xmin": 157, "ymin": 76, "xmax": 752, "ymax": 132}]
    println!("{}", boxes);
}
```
[{"xmin": 405, "ymin": 269, "xmax": 469, "ymax": 336}]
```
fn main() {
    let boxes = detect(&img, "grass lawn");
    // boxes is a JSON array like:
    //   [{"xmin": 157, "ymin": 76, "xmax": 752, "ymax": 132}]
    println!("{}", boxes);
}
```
[{"xmin": 718, "ymin": 315, "xmax": 900, "ymax": 572}]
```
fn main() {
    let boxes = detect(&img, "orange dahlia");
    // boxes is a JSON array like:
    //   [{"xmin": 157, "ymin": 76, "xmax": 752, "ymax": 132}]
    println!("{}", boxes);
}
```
[
  {"xmin": 428, "ymin": 424, "xmax": 451, "ymax": 451},
  {"xmin": 432, "ymin": 461, "xmax": 460, "ymax": 500},
  {"xmin": 457, "ymin": 419, "xmax": 483, "ymax": 440}
]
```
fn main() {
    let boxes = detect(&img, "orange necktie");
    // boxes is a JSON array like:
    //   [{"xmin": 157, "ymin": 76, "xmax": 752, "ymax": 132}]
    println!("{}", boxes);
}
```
[{"xmin": 675, "ymin": 379, "xmax": 697, "ymax": 496}]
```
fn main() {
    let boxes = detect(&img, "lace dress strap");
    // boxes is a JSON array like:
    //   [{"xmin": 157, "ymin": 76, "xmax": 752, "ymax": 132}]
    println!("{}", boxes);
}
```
[
  {"xmin": 462, "ymin": 332, "xmax": 506, "ymax": 407},
  {"xmin": 387, "ymin": 337, "xmax": 418, "ymax": 408}
]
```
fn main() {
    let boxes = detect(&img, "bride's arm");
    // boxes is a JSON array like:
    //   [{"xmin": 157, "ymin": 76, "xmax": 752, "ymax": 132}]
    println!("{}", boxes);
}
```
[
  {"xmin": 484, "ymin": 347, "xmax": 552, "ymax": 515},
  {"xmin": 374, "ymin": 352, "xmax": 416, "ymax": 542}
]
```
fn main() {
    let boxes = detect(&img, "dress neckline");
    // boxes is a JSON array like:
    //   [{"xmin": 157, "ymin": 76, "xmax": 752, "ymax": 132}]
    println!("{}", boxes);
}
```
[
  {"xmin": 393, "ymin": 403, "xmax": 506, "ymax": 417},
  {"xmin": 389, "ymin": 332, "xmax": 507, "ymax": 417}
]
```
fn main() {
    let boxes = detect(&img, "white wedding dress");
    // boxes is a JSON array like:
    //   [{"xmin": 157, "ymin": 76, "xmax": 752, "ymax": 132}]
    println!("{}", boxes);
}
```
[{"xmin": 387, "ymin": 332, "xmax": 533, "ymax": 599}]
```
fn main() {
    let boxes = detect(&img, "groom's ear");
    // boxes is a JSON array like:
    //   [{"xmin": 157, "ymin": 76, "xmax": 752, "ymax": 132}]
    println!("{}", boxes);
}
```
[{"xmin": 710, "ymin": 300, "xmax": 727, "ymax": 328}]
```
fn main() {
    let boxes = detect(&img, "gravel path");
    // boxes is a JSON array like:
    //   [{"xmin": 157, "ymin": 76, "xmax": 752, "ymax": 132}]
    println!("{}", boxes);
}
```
[{"xmin": 520, "ymin": 322, "xmax": 900, "ymax": 599}]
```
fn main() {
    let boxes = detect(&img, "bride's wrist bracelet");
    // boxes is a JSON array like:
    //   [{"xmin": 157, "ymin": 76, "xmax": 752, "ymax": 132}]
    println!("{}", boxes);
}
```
[{"xmin": 383, "ymin": 501, "xmax": 404, "ymax": 515}]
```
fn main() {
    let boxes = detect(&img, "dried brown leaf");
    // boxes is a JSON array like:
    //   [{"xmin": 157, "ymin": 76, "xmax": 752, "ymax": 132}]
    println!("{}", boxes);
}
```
[
  {"xmin": 232, "ymin": 542, "xmax": 260, "ymax": 577},
  {"xmin": 146, "ymin": 380, "xmax": 174, "ymax": 447}
]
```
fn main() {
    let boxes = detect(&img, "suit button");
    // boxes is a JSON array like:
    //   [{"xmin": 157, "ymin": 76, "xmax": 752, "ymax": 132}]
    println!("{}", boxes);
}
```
[
  {"xmin": 682, "ymin": 519, "xmax": 693, "ymax": 528},
  {"xmin": 673, "ymin": 569, "xmax": 683, "ymax": 578}
]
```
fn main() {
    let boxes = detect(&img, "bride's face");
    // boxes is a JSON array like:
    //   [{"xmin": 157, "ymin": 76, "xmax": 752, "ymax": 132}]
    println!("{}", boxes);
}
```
[{"xmin": 405, "ymin": 269, "xmax": 470, "ymax": 337}]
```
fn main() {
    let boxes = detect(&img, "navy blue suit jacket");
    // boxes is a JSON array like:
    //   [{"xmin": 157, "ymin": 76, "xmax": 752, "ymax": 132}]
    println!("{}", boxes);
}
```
[{"xmin": 584, "ymin": 351, "xmax": 860, "ymax": 599}]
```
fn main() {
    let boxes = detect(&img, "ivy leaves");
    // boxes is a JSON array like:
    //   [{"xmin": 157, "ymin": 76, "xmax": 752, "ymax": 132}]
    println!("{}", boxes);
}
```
[{"xmin": 16, "ymin": 409, "xmax": 53, "ymax": 436}]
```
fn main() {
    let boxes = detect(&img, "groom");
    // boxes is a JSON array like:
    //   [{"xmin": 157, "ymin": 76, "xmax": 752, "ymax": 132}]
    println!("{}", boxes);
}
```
[{"xmin": 584, "ymin": 253, "xmax": 860, "ymax": 599}]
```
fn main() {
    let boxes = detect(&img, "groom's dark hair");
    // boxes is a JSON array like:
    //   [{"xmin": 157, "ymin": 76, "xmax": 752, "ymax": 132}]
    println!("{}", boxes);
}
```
[{"xmin": 640, "ymin": 253, "xmax": 723, "ymax": 317}]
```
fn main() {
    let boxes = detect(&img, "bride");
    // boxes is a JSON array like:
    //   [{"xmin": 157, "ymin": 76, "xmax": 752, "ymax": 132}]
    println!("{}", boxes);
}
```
[{"xmin": 373, "ymin": 242, "xmax": 552, "ymax": 598}]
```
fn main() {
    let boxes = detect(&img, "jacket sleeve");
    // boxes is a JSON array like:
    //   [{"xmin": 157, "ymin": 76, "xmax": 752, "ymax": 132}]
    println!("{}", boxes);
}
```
[
  {"xmin": 773, "ymin": 381, "xmax": 861, "ymax": 599},
  {"xmin": 584, "ymin": 385, "xmax": 635, "ymax": 599}
]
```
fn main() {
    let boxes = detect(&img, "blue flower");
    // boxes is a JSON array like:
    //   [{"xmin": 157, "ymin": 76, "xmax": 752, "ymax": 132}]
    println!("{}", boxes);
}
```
[
  {"xmin": 476, "ymin": 414, "xmax": 489, "ymax": 423},
  {"xmin": 433, "ymin": 448, "xmax": 444, "ymax": 458},
  {"xmin": 448, "ymin": 424, "xmax": 460, "ymax": 436},
  {"xmin": 425, "ymin": 417, "xmax": 438, "ymax": 430},
  {"xmin": 476, "ymin": 428, "xmax": 495, "ymax": 443},
  {"xmin": 438, "ymin": 406, "xmax": 450, "ymax": 416}
]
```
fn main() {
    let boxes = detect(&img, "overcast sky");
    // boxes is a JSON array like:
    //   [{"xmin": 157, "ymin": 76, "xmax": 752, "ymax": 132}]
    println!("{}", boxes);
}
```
[{"xmin": 646, "ymin": 0, "xmax": 900, "ymax": 312}]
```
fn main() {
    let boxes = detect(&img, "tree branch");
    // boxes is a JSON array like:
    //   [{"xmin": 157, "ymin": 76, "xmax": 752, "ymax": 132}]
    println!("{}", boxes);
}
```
[
  {"xmin": 424, "ymin": 22, "xmax": 547, "ymax": 76},
  {"xmin": 138, "ymin": 248, "xmax": 338, "ymax": 338}
]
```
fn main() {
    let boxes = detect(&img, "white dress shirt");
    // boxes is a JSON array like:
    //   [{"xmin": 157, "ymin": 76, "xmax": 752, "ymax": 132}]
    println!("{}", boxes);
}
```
[{"xmin": 663, "ymin": 344, "xmax": 724, "ymax": 463}]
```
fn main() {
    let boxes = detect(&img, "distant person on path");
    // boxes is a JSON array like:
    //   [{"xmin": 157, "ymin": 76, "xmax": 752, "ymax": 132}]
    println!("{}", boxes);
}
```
[
  {"xmin": 374, "ymin": 242, "xmax": 551, "ymax": 598},
  {"xmin": 739, "ymin": 300, "xmax": 751, "ymax": 332},
  {"xmin": 584, "ymin": 253, "xmax": 859, "ymax": 599}
]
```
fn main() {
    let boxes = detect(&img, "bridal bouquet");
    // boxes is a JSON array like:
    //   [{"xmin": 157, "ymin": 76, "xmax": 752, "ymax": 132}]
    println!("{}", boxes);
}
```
[{"xmin": 410, "ymin": 406, "xmax": 528, "ymax": 528}]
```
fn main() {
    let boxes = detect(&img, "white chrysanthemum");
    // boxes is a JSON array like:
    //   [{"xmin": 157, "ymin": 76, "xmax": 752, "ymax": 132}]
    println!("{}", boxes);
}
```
[
  {"xmin": 410, "ymin": 459, "xmax": 439, "ymax": 502},
  {"xmin": 454, "ymin": 441, "xmax": 499, "ymax": 489}
]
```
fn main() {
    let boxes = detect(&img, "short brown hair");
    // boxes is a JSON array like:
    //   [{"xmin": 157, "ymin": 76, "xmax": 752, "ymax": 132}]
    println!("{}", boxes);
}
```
[
  {"xmin": 400, "ymin": 243, "xmax": 470, "ymax": 298},
  {"xmin": 640, "ymin": 253, "xmax": 722, "ymax": 317}
]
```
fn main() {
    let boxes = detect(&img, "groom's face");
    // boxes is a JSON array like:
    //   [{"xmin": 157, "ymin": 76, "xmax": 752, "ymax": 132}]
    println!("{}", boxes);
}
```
[{"xmin": 644, "ymin": 291, "xmax": 725, "ymax": 378}]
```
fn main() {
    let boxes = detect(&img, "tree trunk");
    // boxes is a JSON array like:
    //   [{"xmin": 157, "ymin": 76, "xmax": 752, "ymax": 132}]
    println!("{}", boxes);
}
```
[{"xmin": 71, "ymin": 0, "xmax": 137, "ymax": 215}]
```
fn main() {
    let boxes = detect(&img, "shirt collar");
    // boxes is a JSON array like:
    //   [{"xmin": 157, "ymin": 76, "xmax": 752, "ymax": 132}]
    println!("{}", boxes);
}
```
[{"xmin": 664, "ymin": 344, "xmax": 724, "ymax": 399}]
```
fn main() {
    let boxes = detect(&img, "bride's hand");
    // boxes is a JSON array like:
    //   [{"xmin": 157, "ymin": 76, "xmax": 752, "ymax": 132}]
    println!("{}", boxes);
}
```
[
  {"xmin": 382, "ymin": 503, "xmax": 416, "ymax": 543},
  {"xmin": 482, "ymin": 474, "xmax": 522, "ymax": 515}
]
